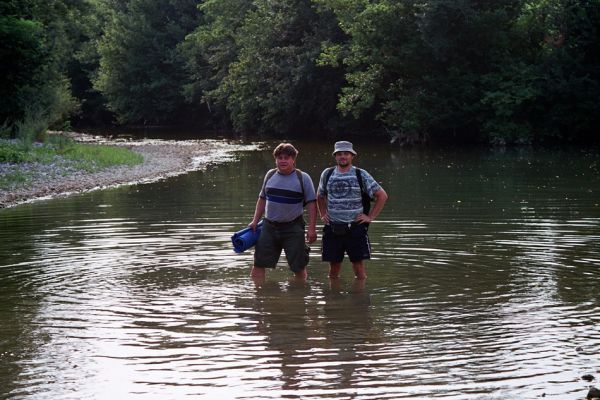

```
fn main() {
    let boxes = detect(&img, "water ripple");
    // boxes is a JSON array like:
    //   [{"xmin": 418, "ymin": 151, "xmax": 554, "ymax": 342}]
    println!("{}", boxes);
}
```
[{"xmin": 2, "ymin": 147, "xmax": 600, "ymax": 399}]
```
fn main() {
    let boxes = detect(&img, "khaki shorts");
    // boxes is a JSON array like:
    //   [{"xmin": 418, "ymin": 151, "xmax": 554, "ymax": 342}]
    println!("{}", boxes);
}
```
[{"xmin": 254, "ymin": 218, "xmax": 309, "ymax": 273}]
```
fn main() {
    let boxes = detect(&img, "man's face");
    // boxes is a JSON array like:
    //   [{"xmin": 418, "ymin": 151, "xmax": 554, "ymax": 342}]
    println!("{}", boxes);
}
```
[
  {"xmin": 276, "ymin": 153, "xmax": 295, "ymax": 174},
  {"xmin": 334, "ymin": 151, "xmax": 354, "ymax": 167}
]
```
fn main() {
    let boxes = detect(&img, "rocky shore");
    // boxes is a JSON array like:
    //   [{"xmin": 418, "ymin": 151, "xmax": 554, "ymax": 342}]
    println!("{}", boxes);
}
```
[{"xmin": 0, "ymin": 132, "xmax": 260, "ymax": 208}]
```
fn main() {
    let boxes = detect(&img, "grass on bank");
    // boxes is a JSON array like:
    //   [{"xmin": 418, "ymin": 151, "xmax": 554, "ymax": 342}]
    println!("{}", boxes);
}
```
[
  {"xmin": 0, "ymin": 169, "xmax": 28, "ymax": 189},
  {"xmin": 60, "ymin": 140, "xmax": 144, "ymax": 171},
  {"xmin": 0, "ymin": 135, "xmax": 144, "ymax": 189}
]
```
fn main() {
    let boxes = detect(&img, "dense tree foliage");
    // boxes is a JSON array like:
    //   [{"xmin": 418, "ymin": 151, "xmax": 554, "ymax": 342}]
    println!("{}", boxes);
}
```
[
  {"xmin": 1, "ymin": 0, "xmax": 599, "ymax": 144},
  {"xmin": 94, "ymin": 0, "xmax": 202, "ymax": 124},
  {"xmin": 181, "ymin": 0, "xmax": 344, "ymax": 134},
  {"xmin": 0, "ymin": 0, "xmax": 87, "ymax": 136},
  {"xmin": 318, "ymin": 0, "xmax": 599, "ymax": 144},
  {"xmin": 0, "ymin": 14, "xmax": 45, "ymax": 125}
]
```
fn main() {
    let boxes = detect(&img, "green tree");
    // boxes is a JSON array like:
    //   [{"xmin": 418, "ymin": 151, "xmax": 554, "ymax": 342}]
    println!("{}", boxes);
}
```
[
  {"xmin": 66, "ymin": 0, "xmax": 115, "ymax": 126},
  {"xmin": 228, "ymin": 0, "xmax": 342, "ymax": 134},
  {"xmin": 94, "ymin": 0, "xmax": 201, "ymax": 125},
  {"xmin": 318, "ymin": 0, "xmax": 422, "ymax": 137},
  {"xmin": 318, "ymin": 0, "xmax": 525, "ymax": 143},
  {"xmin": 481, "ymin": 0, "xmax": 600, "ymax": 144},
  {"xmin": 319, "ymin": 0, "xmax": 599, "ymax": 144},
  {"xmin": 179, "ymin": 0, "xmax": 254, "ymax": 126},
  {"xmin": 0, "ymin": 0, "xmax": 85, "ymax": 135},
  {"xmin": 182, "ymin": 0, "xmax": 344, "ymax": 134},
  {"xmin": 408, "ymin": 0, "xmax": 523, "ymax": 143},
  {"xmin": 0, "ymin": 15, "xmax": 46, "ymax": 126}
]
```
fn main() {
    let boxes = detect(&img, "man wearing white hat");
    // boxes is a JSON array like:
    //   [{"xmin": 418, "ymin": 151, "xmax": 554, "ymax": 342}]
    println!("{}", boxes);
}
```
[{"xmin": 317, "ymin": 141, "xmax": 388, "ymax": 280}]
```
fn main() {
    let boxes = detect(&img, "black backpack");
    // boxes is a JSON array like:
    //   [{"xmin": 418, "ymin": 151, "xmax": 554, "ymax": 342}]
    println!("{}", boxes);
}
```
[{"xmin": 323, "ymin": 166, "xmax": 372, "ymax": 214}]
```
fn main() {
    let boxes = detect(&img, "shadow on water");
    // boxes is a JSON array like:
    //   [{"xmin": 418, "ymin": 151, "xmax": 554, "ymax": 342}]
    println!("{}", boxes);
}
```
[{"xmin": 1, "ymin": 139, "xmax": 600, "ymax": 398}]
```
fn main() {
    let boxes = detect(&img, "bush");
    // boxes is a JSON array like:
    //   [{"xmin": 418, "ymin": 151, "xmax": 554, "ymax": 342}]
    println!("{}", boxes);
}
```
[
  {"xmin": 47, "ymin": 133, "xmax": 75, "ymax": 153},
  {"xmin": 0, "ymin": 141, "xmax": 27, "ymax": 163},
  {"xmin": 14, "ymin": 108, "xmax": 49, "ymax": 151},
  {"xmin": 0, "ymin": 120, "xmax": 11, "ymax": 139}
]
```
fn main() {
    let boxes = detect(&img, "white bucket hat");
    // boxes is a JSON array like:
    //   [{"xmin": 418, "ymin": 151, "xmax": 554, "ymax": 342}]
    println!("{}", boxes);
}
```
[{"xmin": 332, "ymin": 141, "xmax": 357, "ymax": 155}]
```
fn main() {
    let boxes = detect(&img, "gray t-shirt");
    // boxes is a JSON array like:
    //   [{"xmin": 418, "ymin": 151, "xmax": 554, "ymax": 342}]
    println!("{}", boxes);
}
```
[
  {"xmin": 318, "ymin": 166, "xmax": 381, "ymax": 223},
  {"xmin": 260, "ymin": 169, "xmax": 316, "ymax": 223}
]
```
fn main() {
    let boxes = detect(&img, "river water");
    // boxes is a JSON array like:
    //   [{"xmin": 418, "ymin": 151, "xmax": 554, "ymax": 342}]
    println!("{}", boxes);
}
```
[{"xmin": 1, "ymin": 140, "xmax": 599, "ymax": 399}]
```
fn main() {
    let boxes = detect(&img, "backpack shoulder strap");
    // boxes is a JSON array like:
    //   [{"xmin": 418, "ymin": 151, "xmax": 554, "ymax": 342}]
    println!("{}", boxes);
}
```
[
  {"xmin": 262, "ymin": 168, "xmax": 306, "ymax": 205},
  {"xmin": 295, "ymin": 169, "xmax": 305, "ymax": 201},
  {"xmin": 262, "ymin": 168, "xmax": 277, "ymax": 195},
  {"xmin": 323, "ymin": 166, "xmax": 336, "ymax": 196},
  {"xmin": 355, "ymin": 167, "xmax": 373, "ymax": 215},
  {"xmin": 355, "ymin": 167, "xmax": 366, "ymax": 195}
]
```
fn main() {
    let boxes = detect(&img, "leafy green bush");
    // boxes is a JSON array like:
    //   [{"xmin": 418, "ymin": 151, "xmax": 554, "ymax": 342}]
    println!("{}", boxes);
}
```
[
  {"xmin": 0, "ymin": 141, "xmax": 26, "ymax": 163},
  {"xmin": 0, "ymin": 120, "xmax": 11, "ymax": 139},
  {"xmin": 14, "ymin": 108, "xmax": 49, "ymax": 151}
]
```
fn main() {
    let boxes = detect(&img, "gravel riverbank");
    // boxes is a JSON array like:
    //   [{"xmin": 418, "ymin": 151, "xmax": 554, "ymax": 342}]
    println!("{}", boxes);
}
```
[{"xmin": 0, "ymin": 132, "xmax": 260, "ymax": 208}]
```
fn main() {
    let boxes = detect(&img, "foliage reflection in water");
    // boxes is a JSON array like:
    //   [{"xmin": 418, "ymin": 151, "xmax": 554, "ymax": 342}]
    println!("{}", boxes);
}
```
[{"xmin": 1, "ymin": 142, "xmax": 599, "ymax": 399}]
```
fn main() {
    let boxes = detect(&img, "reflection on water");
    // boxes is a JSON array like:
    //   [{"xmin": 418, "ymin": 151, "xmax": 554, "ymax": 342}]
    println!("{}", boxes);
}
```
[{"xmin": 1, "ymin": 143, "xmax": 599, "ymax": 399}]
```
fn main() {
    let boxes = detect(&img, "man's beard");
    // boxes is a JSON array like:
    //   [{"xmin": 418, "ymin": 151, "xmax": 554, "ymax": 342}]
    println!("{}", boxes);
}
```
[{"xmin": 337, "ymin": 160, "xmax": 349, "ymax": 167}]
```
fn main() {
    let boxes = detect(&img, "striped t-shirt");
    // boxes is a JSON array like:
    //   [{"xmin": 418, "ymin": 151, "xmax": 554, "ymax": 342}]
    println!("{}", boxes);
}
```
[
  {"xmin": 317, "ymin": 166, "xmax": 381, "ymax": 223},
  {"xmin": 260, "ymin": 169, "xmax": 316, "ymax": 223}
]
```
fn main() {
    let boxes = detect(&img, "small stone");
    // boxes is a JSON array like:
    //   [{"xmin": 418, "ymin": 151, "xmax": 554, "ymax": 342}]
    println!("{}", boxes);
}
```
[{"xmin": 583, "ymin": 374, "xmax": 596, "ymax": 382}]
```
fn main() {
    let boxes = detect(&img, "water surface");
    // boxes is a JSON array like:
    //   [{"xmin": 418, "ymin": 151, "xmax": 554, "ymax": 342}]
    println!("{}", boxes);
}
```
[{"xmin": 1, "ymin": 141, "xmax": 599, "ymax": 399}]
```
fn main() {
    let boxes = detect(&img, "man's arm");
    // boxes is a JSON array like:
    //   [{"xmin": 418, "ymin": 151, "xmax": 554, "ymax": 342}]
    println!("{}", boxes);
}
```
[
  {"xmin": 356, "ymin": 188, "xmax": 388, "ymax": 224},
  {"xmin": 317, "ymin": 193, "xmax": 330, "ymax": 225},
  {"xmin": 306, "ymin": 201, "xmax": 317, "ymax": 243},
  {"xmin": 249, "ymin": 197, "xmax": 266, "ymax": 231}
]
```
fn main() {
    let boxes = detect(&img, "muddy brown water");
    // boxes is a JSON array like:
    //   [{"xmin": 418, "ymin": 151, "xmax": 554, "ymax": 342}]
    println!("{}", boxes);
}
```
[{"xmin": 1, "ymin": 140, "xmax": 599, "ymax": 399}]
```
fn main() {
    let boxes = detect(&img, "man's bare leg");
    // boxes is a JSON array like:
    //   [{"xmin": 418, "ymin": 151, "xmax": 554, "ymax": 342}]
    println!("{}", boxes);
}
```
[
  {"xmin": 294, "ymin": 267, "xmax": 308, "ymax": 279},
  {"xmin": 250, "ymin": 265, "xmax": 265, "ymax": 280},
  {"xmin": 351, "ymin": 260, "xmax": 367, "ymax": 280},
  {"xmin": 328, "ymin": 262, "xmax": 342, "ymax": 279}
]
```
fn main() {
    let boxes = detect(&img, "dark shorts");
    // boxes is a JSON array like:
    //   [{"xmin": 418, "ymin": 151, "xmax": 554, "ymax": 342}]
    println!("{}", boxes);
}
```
[
  {"xmin": 254, "ymin": 217, "xmax": 309, "ymax": 273},
  {"xmin": 321, "ymin": 223, "xmax": 371, "ymax": 263}
]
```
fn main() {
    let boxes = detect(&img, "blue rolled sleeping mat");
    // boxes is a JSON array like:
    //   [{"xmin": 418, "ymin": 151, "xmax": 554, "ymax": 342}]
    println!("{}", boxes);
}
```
[{"xmin": 231, "ymin": 220, "xmax": 264, "ymax": 253}]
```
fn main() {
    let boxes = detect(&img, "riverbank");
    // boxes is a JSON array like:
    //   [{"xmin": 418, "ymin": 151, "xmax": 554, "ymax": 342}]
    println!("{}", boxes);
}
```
[{"xmin": 0, "ymin": 131, "xmax": 260, "ymax": 208}]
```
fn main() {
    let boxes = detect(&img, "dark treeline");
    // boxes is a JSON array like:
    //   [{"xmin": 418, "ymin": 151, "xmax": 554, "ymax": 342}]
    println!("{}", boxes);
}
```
[{"xmin": 1, "ymin": 0, "xmax": 599, "ymax": 145}]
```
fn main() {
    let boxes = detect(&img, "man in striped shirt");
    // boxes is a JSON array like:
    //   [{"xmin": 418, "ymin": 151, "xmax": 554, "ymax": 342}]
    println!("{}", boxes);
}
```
[{"xmin": 248, "ymin": 143, "xmax": 317, "ymax": 281}]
